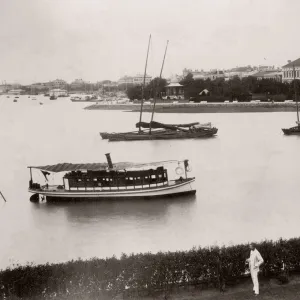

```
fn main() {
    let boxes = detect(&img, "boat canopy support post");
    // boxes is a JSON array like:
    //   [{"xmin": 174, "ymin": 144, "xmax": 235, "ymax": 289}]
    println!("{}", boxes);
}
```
[
  {"xmin": 138, "ymin": 34, "xmax": 151, "ymax": 132},
  {"xmin": 149, "ymin": 40, "xmax": 169, "ymax": 134},
  {"xmin": 29, "ymin": 167, "xmax": 33, "ymax": 188},
  {"xmin": 0, "ymin": 191, "xmax": 6, "ymax": 202}
]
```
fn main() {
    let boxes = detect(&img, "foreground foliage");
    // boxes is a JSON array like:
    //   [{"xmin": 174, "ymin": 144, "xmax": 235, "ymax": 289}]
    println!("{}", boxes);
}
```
[{"xmin": 1, "ymin": 238, "xmax": 299, "ymax": 299}]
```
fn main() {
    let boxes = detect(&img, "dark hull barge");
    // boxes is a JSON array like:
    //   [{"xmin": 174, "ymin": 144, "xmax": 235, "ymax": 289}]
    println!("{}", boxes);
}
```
[{"xmin": 100, "ymin": 121, "xmax": 218, "ymax": 141}]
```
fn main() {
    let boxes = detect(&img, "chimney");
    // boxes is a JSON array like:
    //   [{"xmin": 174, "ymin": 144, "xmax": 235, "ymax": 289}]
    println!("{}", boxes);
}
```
[{"xmin": 105, "ymin": 153, "xmax": 113, "ymax": 169}]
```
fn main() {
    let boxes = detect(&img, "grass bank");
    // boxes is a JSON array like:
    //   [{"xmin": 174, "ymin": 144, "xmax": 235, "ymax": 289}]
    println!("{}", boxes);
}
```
[
  {"xmin": 1, "ymin": 237, "xmax": 299, "ymax": 299},
  {"xmin": 84, "ymin": 102, "xmax": 298, "ymax": 113}
]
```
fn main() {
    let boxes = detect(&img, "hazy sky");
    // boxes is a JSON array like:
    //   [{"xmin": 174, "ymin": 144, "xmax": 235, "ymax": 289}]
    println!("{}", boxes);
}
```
[{"xmin": 1, "ymin": 0, "xmax": 300, "ymax": 84}]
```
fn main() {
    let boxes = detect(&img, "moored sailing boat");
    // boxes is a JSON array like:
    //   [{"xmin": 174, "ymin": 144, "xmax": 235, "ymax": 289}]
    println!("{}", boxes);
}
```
[
  {"xmin": 100, "ymin": 36, "xmax": 218, "ymax": 141},
  {"xmin": 282, "ymin": 61, "xmax": 300, "ymax": 135},
  {"xmin": 28, "ymin": 153, "xmax": 196, "ymax": 201},
  {"xmin": 101, "ymin": 122, "xmax": 217, "ymax": 141}
]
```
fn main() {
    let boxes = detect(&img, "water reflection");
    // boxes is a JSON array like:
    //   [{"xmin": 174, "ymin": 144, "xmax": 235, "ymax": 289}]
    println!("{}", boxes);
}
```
[{"xmin": 30, "ymin": 195, "xmax": 196, "ymax": 225}]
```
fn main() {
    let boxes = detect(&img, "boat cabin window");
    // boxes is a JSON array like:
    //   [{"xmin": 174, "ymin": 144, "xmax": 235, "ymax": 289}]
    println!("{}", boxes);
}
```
[{"xmin": 65, "ymin": 167, "xmax": 168, "ymax": 188}]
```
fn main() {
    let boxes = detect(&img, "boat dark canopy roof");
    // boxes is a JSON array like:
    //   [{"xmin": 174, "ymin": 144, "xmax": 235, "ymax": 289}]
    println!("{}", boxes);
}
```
[
  {"xmin": 28, "ymin": 160, "xmax": 181, "ymax": 173},
  {"xmin": 28, "ymin": 162, "xmax": 137, "ymax": 173}
]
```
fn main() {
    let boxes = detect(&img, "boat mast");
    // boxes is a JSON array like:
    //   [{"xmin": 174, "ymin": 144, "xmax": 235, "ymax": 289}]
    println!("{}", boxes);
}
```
[
  {"xmin": 149, "ymin": 40, "xmax": 169, "ymax": 134},
  {"xmin": 293, "ymin": 64, "xmax": 299, "ymax": 124},
  {"xmin": 138, "ymin": 34, "xmax": 151, "ymax": 132}
]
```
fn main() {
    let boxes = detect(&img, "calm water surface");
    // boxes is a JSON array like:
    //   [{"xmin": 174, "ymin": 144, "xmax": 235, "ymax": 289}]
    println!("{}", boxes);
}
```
[{"xmin": 0, "ymin": 95, "xmax": 299, "ymax": 269}]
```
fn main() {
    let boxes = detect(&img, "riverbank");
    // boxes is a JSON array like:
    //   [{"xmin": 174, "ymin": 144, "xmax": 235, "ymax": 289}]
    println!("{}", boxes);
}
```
[{"xmin": 84, "ymin": 101, "xmax": 299, "ymax": 113}]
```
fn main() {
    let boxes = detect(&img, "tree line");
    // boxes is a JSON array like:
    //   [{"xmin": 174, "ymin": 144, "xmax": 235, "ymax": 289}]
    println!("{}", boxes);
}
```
[{"xmin": 126, "ymin": 73, "xmax": 300, "ymax": 102}]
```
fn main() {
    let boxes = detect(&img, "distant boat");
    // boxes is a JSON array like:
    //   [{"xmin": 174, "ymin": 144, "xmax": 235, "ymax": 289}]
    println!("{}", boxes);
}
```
[
  {"xmin": 13, "ymin": 99, "xmax": 17, "ymax": 102},
  {"xmin": 28, "ymin": 153, "xmax": 196, "ymax": 201},
  {"xmin": 282, "ymin": 63, "xmax": 300, "ymax": 135},
  {"xmin": 50, "ymin": 95, "xmax": 57, "ymax": 100},
  {"xmin": 282, "ymin": 124, "xmax": 300, "ymax": 135},
  {"xmin": 39, "ymin": 102, "xmax": 43, "ymax": 105},
  {"xmin": 32, "ymin": 97, "xmax": 37, "ymax": 100}
]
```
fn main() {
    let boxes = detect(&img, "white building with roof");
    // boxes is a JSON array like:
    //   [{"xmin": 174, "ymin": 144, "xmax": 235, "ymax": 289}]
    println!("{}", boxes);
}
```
[
  {"xmin": 203, "ymin": 70, "xmax": 225, "ymax": 80},
  {"xmin": 118, "ymin": 74, "xmax": 152, "ymax": 86},
  {"xmin": 282, "ymin": 58, "xmax": 300, "ymax": 82},
  {"xmin": 224, "ymin": 66, "xmax": 257, "ymax": 79},
  {"xmin": 183, "ymin": 68, "xmax": 205, "ymax": 79}
]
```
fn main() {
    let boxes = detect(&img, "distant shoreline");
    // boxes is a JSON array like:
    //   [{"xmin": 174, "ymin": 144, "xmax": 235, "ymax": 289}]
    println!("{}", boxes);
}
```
[{"xmin": 84, "ymin": 102, "xmax": 299, "ymax": 113}]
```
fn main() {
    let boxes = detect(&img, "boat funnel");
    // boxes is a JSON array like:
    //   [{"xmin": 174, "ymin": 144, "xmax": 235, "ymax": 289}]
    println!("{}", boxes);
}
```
[{"xmin": 105, "ymin": 153, "xmax": 113, "ymax": 169}]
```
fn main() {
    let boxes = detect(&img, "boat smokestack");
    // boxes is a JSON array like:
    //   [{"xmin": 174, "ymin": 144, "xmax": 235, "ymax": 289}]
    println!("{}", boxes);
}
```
[{"xmin": 105, "ymin": 153, "xmax": 113, "ymax": 169}]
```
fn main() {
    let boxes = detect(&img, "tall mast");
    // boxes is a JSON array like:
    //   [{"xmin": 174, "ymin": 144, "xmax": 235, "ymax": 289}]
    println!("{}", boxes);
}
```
[
  {"xmin": 149, "ymin": 40, "xmax": 169, "ymax": 134},
  {"xmin": 138, "ymin": 34, "xmax": 151, "ymax": 132},
  {"xmin": 293, "ymin": 64, "xmax": 299, "ymax": 124}
]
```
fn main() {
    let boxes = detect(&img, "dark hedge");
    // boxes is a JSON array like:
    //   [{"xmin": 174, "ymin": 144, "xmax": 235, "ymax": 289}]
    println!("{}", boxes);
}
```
[{"xmin": 1, "ymin": 237, "xmax": 300, "ymax": 299}]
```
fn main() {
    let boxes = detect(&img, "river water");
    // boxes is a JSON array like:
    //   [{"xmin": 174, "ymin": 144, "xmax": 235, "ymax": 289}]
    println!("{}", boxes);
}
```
[{"xmin": 0, "ymin": 95, "xmax": 299, "ymax": 270}]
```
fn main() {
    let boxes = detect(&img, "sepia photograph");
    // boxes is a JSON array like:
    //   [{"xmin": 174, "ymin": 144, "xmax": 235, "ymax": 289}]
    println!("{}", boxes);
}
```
[{"xmin": 0, "ymin": 0, "xmax": 299, "ymax": 299}]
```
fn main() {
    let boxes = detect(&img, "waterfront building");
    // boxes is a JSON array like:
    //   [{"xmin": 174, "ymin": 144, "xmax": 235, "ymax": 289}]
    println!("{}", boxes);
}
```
[
  {"xmin": 252, "ymin": 69, "xmax": 283, "ymax": 82},
  {"xmin": 70, "ymin": 79, "xmax": 86, "ymax": 89},
  {"xmin": 203, "ymin": 70, "xmax": 225, "ymax": 80},
  {"xmin": 50, "ymin": 89, "xmax": 68, "ymax": 97},
  {"xmin": 224, "ymin": 66, "xmax": 256, "ymax": 79},
  {"xmin": 282, "ymin": 58, "xmax": 300, "ymax": 82},
  {"xmin": 0, "ymin": 85, "xmax": 10, "ymax": 93},
  {"xmin": 7, "ymin": 89, "xmax": 25, "ymax": 95},
  {"xmin": 118, "ymin": 74, "xmax": 152, "ymax": 86},
  {"xmin": 46, "ymin": 79, "xmax": 67, "ymax": 89},
  {"xmin": 30, "ymin": 83, "xmax": 48, "ymax": 92},
  {"xmin": 183, "ymin": 68, "xmax": 206, "ymax": 79}
]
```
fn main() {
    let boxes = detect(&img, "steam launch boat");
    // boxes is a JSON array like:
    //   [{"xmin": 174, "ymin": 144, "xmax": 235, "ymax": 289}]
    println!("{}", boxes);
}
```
[{"xmin": 28, "ymin": 154, "xmax": 196, "ymax": 201}]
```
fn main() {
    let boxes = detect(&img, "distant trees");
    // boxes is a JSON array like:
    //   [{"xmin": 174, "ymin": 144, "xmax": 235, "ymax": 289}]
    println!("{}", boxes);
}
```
[
  {"xmin": 126, "ymin": 74, "xmax": 300, "ymax": 102},
  {"xmin": 126, "ymin": 77, "xmax": 168, "ymax": 101},
  {"xmin": 180, "ymin": 74, "xmax": 299, "ymax": 102},
  {"xmin": 126, "ymin": 85, "xmax": 143, "ymax": 100}
]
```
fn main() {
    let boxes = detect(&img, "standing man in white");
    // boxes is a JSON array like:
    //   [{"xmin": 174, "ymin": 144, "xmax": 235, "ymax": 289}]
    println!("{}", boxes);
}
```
[{"xmin": 246, "ymin": 243, "xmax": 264, "ymax": 296}]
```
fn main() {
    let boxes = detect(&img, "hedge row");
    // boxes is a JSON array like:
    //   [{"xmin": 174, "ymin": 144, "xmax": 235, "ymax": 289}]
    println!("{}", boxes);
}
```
[{"xmin": 1, "ymin": 237, "xmax": 300, "ymax": 299}]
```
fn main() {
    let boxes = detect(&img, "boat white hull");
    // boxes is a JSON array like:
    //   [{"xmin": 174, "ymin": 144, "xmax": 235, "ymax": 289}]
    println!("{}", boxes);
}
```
[{"xmin": 29, "ymin": 179, "xmax": 196, "ymax": 200}]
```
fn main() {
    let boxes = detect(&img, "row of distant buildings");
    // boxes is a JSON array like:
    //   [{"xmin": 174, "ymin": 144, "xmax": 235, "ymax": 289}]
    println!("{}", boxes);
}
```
[
  {"xmin": 1, "ymin": 58, "xmax": 300, "ymax": 95},
  {"xmin": 182, "ymin": 58, "xmax": 300, "ymax": 83},
  {"xmin": 182, "ymin": 65, "xmax": 283, "ymax": 81}
]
